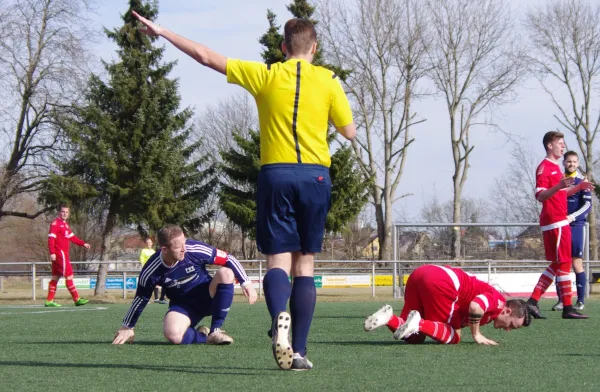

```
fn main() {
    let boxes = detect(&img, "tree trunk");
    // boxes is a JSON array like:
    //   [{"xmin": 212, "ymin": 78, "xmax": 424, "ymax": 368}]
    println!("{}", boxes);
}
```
[
  {"xmin": 94, "ymin": 207, "xmax": 118, "ymax": 296},
  {"xmin": 452, "ymin": 185, "xmax": 462, "ymax": 260},
  {"xmin": 374, "ymin": 201, "xmax": 385, "ymax": 260},
  {"xmin": 241, "ymin": 228, "xmax": 247, "ymax": 260},
  {"xmin": 382, "ymin": 187, "xmax": 393, "ymax": 261},
  {"xmin": 588, "ymin": 207, "xmax": 598, "ymax": 260}
]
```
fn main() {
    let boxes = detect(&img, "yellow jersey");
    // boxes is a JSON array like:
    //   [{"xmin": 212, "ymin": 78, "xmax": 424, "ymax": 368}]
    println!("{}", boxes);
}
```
[
  {"xmin": 139, "ymin": 248, "xmax": 155, "ymax": 266},
  {"xmin": 226, "ymin": 59, "xmax": 353, "ymax": 167}
]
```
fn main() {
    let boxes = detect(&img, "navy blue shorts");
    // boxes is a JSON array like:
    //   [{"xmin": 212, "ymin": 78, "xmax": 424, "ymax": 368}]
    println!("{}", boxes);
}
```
[
  {"xmin": 167, "ymin": 282, "xmax": 212, "ymax": 327},
  {"xmin": 256, "ymin": 164, "xmax": 331, "ymax": 254},
  {"xmin": 571, "ymin": 224, "xmax": 585, "ymax": 259}
]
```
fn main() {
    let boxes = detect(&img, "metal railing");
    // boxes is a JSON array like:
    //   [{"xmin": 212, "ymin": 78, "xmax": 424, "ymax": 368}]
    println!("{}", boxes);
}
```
[
  {"xmin": 1, "ymin": 257, "xmax": 598, "ymax": 301},
  {"xmin": 392, "ymin": 222, "xmax": 592, "ymax": 299}
]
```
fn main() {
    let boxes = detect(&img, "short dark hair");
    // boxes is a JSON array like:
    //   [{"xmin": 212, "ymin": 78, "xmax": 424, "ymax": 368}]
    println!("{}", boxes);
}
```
[
  {"xmin": 506, "ymin": 299, "xmax": 531, "ymax": 327},
  {"xmin": 542, "ymin": 131, "xmax": 564, "ymax": 151},
  {"xmin": 157, "ymin": 224, "xmax": 184, "ymax": 247},
  {"xmin": 284, "ymin": 18, "xmax": 317, "ymax": 56},
  {"xmin": 564, "ymin": 150, "xmax": 579, "ymax": 160},
  {"xmin": 58, "ymin": 204, "xmax": 70, "ymax": 211}
]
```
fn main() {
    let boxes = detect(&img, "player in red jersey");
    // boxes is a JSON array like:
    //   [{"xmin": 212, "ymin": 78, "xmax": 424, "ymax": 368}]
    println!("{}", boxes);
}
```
[
  {"xmin": 526, "ymin": 131, "xmax": 593, "ymax": 320},
  {"xmin": 364, "ymin": 264, "xmax": 531, "ymax": 345},
  {"xmin": 45, "ymin": 205, "xmax": 91, "ymax": 307}
]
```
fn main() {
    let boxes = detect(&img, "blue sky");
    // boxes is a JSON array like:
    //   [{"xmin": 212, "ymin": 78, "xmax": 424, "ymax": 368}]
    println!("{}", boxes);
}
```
[{"xmin": 89, "ymin": 0, "xmax": 587, "ymax": 223}]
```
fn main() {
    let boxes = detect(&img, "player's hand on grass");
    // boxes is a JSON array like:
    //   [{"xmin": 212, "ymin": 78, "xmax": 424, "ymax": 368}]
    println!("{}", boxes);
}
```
[
  {"xmin": 132, "ymin": 10, "xmax": 163, "ymax": 37},
  {"xmin": 472, "ymin": 333, "xmax": 498, "ymax": 346},
  {"xmin": 241, "ymin": 283, "xmax": 258, "ymax": 305},
  {"xmin": 112, "ymin": 326, "xmax": 135, "ymax": 345}
]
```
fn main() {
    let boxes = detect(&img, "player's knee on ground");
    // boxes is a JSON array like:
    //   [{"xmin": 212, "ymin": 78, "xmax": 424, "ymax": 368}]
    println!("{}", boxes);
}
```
[
  {"xmin": 163, "ymin": 313, "xmax": 189, "ymax": 344},
  {"xmin": 213, "ymin": 267, "xmax": 234, "ymax": 284},
  {"xmin": 404, "ymin": 332, "xmax": 426, "ymax": 344}
]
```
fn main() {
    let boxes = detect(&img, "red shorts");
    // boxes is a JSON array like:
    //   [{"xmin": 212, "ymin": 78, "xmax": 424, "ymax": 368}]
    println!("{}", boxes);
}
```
[
  {"xmin": 51, "ymin": 252, "xmax": 73, "ymax": 277},
  {"xmin": 401, "ymin": 265, "xmax": 462, "ymax": 330},
  {"xmin": 542, "ymin": 225, "xmax": 571, "ymax": 263}
]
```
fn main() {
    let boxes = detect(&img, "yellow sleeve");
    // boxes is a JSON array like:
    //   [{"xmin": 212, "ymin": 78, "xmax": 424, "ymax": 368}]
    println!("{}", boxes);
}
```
[
  {"xmin": 139, "ymin": 251, "xmax": 147, "ymax": 265},
  {"xmin": 226, "ymin": 59, "xmax": 268, "ymax": 97},
  {"xmin": 329, "ymin": 77, "xmax": 353, "ymax": 128}
]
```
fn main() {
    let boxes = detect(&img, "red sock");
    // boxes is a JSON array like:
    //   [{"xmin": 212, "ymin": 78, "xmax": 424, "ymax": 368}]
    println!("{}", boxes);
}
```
[
  {"xmin": 47, "ymin": 280, "xmax": 58, "ymax": 301},
  {"xmin": 66, "ymin": 279, "xmax": 79, "ymax": 301},
  {"xmin": 531, "ymin": 267, "xmax": 555, "ymax": 301},
  {"xmin": 418, "ymin": 320, "xmax": 461, "ymax": 344},
  {"xmin": 386, "ymin": 315, "xmax": 404, "ymax": 332},
  {"xmin": 556, "ymin": 273, "xmax": 573, "ymax": 307}
]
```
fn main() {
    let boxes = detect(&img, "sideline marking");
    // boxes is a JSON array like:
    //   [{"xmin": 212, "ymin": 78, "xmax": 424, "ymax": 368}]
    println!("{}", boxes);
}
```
[{"xmin": 0, "ymin": 305, "xmax": 108, "ymax": 315}]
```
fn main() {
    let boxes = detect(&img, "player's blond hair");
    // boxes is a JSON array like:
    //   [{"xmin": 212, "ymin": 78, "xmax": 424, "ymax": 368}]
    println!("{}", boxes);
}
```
[{"xmin": 157, "ymin": 224, "xmax": 184, "ymax": 247}]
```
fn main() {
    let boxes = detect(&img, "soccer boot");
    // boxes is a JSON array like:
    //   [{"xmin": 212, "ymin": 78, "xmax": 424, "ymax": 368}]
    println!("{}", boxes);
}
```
[
  {"xmin": 364, "ymin": 304, "xmax": 394, "ymax": 332},
  {"xmin": 271, "ymin": 311, "xmax": 293, "ymax": 370},
  {"xmin": 526, "ymin": 299, "xmax": 546, "ymax": 319},
  {"xmin": 44, "ymin": 300, "xmax": 61, "ymax": 307},
  {"xmin": 74, "ymin": 298, "xmax": 89, "ymax": 306},
  {"xmin": 207, "ymin": 328, "xmax": 234, "ymax": 345},
  {"xmin": 551, "ymin": 301, "xmax": 564, "ymax": 311},
  {"xmin": 562, "ymin": 307, "xmax": 589, "ymax": 319},
  {"xmin": 197, "ymin": 325, "xmax": 210, "ymax": 337},
  {"xmin": 393, "ymin": 310, "xmax": 422, "ymax": 340},
  {"xmin": 573, "ymin": 301, "xmax": 585, "ymax": 311},
  {"xmin": 291, "ymin": 353, "xmax": 313, "ymax": 371}
]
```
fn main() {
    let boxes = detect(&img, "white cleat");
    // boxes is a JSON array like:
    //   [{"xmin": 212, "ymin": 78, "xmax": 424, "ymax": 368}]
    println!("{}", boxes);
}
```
[
  {"xmin": 393, "ymin": 310, "xmax": 422, "ymax": 340},
  {"xmin": 364, "ymin": 304, "xmax": 394, "ymax": 332},
  {"xmin": 272, "ymin": 312, "xmax": 293, "ymax": 370}
]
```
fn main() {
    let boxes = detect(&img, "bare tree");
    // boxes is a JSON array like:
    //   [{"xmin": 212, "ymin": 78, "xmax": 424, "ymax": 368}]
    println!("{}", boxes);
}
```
[
  {"xmin": 490, "ymin": 143, "xmax": 541, "ymax": 225},
  {"xmin": 524, "ymin": 0, "xmax": 600, "ymax": 259},
  {"xmin": 0, "ymin": 0, "xmax": 96, "ymax": 221},
  {"xmin": 194, "ymin": 93, "xmax": 257, "ymax": 164},
  {"xmin": 425, "ymin": 0, "xmax": 526, "ymax": 258},
  {"xmin": 318, "ymin": 0, "xmax": 429, "ymax": 260}
]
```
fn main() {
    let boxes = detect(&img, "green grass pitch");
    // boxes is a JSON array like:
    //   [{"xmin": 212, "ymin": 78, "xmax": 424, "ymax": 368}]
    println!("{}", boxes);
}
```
[{"xmin": 0, "ymin": 299, "xmax": 598, "ymax": 391}]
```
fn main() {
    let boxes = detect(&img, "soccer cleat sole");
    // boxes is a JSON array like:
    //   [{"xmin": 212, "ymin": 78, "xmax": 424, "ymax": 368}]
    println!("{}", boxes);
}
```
[
  {"xmin": 272, "ymin": 312, "xmax": 293, "ymax": 370},
  {"xmin": 364, "ymin": 304, "xmax": 393, "ymax": 332}
]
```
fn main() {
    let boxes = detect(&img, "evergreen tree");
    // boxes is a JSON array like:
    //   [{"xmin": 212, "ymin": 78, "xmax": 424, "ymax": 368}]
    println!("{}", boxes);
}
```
[
  {"xmin": 220, "ymin": 0, "xmax": 367, "ymax": 246},
  {"xmin": 219, "ymin": 131, "xmax": 261, "ymax": 259},
  {"xmin": 41, "ymin": 0, "xmax": 215, "ymax": 294}
]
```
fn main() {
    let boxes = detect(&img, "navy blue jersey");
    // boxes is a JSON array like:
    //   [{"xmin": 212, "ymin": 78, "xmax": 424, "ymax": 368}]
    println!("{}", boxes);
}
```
[
  {"xmin": 568, "ymin": 176, "xmax": 592, "ymax": 226},
  {"xmin": 122, "ymin": 239, "xmax": 250, "ymax": 328}
]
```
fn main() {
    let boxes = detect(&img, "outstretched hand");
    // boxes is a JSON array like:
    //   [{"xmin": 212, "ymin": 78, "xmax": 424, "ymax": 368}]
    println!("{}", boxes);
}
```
[
  {"xmin": 131, "ymin": 10, "xmax": 163, "ymax": 37},
  {"xmin": 578, "ymin": 179, "xmax": 595, "ymax": 192},
  {"xmin": 242, "ymin": 283, "xmax": 258, "ymax": 305}
]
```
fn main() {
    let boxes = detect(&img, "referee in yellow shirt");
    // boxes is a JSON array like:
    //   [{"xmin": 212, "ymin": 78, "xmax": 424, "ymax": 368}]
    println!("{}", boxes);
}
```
[{"xmin": 133, "ymin": 11, "xmax": 356, "ymax": 371}]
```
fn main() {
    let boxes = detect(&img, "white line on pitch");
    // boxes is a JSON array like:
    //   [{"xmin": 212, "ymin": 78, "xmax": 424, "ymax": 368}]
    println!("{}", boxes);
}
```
[{"xmin": 0, "ymin": 306, "xmax": 108, "ymax": 315}]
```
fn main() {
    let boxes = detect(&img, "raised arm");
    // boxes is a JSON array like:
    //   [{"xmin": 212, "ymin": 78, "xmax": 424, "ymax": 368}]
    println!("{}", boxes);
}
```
[{"xmin": 131, "ymin": 10, "xmax": 227, "ymax": 75}]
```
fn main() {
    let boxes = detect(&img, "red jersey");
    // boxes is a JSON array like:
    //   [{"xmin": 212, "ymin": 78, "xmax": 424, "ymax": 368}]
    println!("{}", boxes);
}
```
[
  {"xmin": 48, "ymin": 217, "xmax": 86, "ymax": 260},
  {"xmin": 535, "ymin": 158, "xmax": 568, "ymax": 227},
  {"xmin": 443, "ymin": 266, "xmax": 506, "ymax": 327}
]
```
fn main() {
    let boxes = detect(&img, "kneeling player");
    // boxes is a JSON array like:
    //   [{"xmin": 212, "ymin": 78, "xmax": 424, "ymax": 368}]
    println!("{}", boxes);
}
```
[
  {"xmin": 112, "ymin": 225, "xmax": 257, "ymax": 345},
  {"xmin": 364, "ymin": 264, "xmax": 531, "ymax": 345}
]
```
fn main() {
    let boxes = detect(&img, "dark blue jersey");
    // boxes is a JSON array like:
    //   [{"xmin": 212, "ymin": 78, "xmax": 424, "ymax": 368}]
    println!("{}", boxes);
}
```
[
  {"xmin": 122, "ymin": 239, "xmax": 250, "ymax": 328},
  {"xmin": 567, "ymin": 176, "xmax": 592, "ymax": 226}
]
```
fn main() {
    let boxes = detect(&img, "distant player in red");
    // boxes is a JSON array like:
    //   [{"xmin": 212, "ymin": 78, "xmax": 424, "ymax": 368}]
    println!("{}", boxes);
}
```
[
  {"xmin": 526, "ymin": 131, "xmax": 593, "ymax": 320},
  {"xmin": 45, "ymin": 205, "xmax": 91, "ymax": 307},
  {"xmin": 364, "ymin": 264, "xmax": 531, "ymax": 345}
]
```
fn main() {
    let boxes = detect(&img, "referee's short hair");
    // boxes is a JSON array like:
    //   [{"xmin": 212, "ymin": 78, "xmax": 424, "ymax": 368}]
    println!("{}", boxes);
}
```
[{"xmin": 284, "ymin": 18, "xmax": 317, "ymax": 56}]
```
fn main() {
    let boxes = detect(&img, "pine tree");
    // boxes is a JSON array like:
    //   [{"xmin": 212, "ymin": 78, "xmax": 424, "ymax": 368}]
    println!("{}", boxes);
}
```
[
  {"xmin": 41, "ymin": 0, "xmax": 215, "ymax": 294},
  {"xmin": 219, "ymin": 131, "xmax": 261, "ymax": 259}
]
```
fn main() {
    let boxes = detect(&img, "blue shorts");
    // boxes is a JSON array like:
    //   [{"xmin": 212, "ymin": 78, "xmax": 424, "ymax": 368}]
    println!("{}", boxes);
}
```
[
  {"xmin": 167, "ymin": 282, "xmax": 212, "ymax": 327},
  {"xmin": 256, "ymin": 164, "xmax": 331, "ymax": 254},
  {"xmin": 571, "ymin": 224, "xmax": 585, "ymax": 259}
]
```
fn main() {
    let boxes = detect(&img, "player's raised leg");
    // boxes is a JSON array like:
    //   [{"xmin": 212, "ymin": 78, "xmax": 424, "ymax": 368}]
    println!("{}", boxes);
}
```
[{"xmin": 207, "ymin": 267, "xmax": 235, "ymax": 345}]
